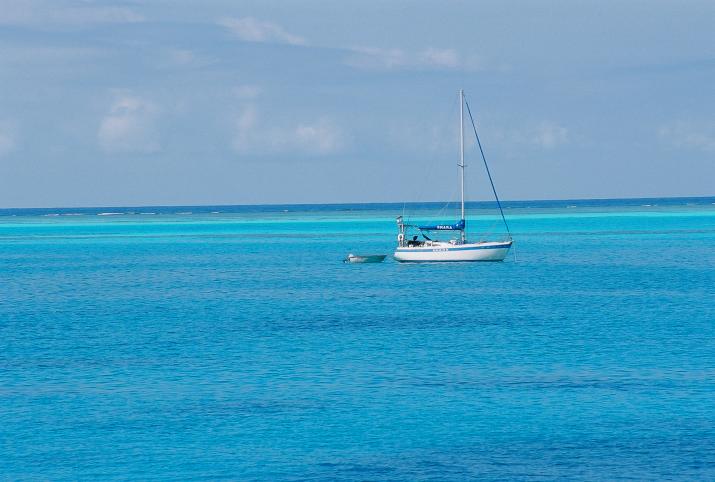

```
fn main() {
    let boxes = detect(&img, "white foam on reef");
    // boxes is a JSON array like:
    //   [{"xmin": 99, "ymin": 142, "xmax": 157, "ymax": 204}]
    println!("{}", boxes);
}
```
[
  {"xmin": 97, "ymin": 212, "xmax": 123, "ymax": 216},
  {"xmin": 43, "ymin": 213, "xmax": 60, "ymax": 216},
  {"xmin": 139, "ymin": 212, "xmax": 156, "ymax": 215},
  {"xmin": 210, "ymin": 211, "xmax": 220, "ymax": 214},
  {"xmin": 61, "ymin": 213, "xmax": 83, "ymax": 216},
  {"xmin": 175, "ymin": 211, "xmax": 192, "ymax": 215}
]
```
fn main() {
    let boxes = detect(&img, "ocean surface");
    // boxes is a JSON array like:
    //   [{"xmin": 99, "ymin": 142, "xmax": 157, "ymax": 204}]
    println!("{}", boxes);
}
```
[{"xmin": 2, "ymin": 197, "xmax": 715, "ymax": 480}]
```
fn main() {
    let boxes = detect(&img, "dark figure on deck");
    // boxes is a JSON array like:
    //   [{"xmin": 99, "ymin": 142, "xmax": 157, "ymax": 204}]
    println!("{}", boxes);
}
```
[{"xmin": 407, "ymin": 235, "xmax": 423, "ymax": 247}]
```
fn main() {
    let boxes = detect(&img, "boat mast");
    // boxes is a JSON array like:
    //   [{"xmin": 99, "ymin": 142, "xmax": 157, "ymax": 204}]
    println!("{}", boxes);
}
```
[{"xmin": 459, "ymin": 89, "xmax": 466, "ymax": 242}]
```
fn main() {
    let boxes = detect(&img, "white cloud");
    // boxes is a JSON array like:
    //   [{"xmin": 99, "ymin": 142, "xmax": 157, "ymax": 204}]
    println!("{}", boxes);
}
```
[
  {"xmin": 436, "ymin": 120, "xmax": 569, "ymax": 153},
  {"xmin": 98, "ymin": 92, "xmax": 159, "ymax": 153},
  {"xmin": 531, "ymin": 122, "xmax": 569, "ymax": 149},
  {"xmin": 214, "ymin": 17, "xmax": 485, "ymax": 73},
  {"xmin": 0, "ymin": 1, "xmax": 144, "ymax": 26},
  {"xmin": 419, "ymin": 48, "xmax": 460, "ymax": 68},
  {"xmin": 345, "ymin": 46, "xmax": 479, "ymax": 71},
  {"xmin": 162, "ymin": 49, "xmax": 219, "ymax": 70},
  {"xmin": 388, "ymin": 120, "xmax": 458, "ymax": 154},
  {"xmin": 232, "ymin": 84, "xmax": 262, "ymax": 100},
  {"xmin": 57, "ymin": 6, "xmax": 144, "ymax": 24},
  {"xmin": 293, "ymin": 119, "xmax": 344, "ymax": 154},
  {"xmin": 168, "ymin": 49, "xmax": 196, "ymax": 65},
  {"xmin": 389, "ymin": 116, "xmax": 569, "ymax": 154},
  {"xmin": 217, "ymin": 17, "xmax": 306, "ymax": 46},
  {"xmin": 231, "ymin": 105, "xmax": 258, "ymax": 152},
  {"xmin": 231, "ymin": 106, "xmax": 345, "ymax": 156},
  {"xmin": 345, "ymin": 47, "xmax": 408, "ymax": 69},
  {"xmin": 0, "ymin": 121, "xmax": 17, "ymax": 157},
  {"xmin": 659, "ymin": 120, "xmax": 715, "ymax": 152}
]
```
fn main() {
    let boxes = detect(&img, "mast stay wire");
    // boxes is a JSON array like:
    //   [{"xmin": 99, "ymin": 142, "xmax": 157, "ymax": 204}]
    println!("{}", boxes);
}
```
[{"xmin": 463, "ymin": 95, "xmax": 511, "ymax": 237}]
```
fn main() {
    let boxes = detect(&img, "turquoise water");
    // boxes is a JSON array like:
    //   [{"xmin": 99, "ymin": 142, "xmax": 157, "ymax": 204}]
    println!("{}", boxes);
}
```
[{"xmin": 2, "ymin": 198, "xmax": 715, "ymax": 480}]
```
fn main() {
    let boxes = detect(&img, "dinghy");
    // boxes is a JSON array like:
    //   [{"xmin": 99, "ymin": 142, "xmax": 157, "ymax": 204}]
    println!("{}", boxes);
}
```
[{"xmin": 344, "ymin": 254, "xmax": 387, "ymax": 264}]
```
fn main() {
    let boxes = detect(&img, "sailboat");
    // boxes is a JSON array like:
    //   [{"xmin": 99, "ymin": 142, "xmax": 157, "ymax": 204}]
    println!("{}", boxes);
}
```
[{"xmin": 394, "ymin": 90, "xmax": 513, "ymax": 262}]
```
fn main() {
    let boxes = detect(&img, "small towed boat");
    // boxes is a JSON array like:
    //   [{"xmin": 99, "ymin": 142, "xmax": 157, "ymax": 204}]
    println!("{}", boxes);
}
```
[{"xmin": 344, "ymin": 253, "xmax": 387, "ymax": 264}]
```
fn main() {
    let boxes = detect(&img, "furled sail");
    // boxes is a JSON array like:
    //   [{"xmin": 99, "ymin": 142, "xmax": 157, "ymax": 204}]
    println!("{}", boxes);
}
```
[{"xmin": 417, "ymin": 219, "xmax": 465, "ymax": 231}]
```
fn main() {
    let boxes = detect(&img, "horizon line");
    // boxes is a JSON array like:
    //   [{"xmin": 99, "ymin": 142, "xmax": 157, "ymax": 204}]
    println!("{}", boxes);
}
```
[{"xmin": 1, "ymin": 194, "xmax": 714, "ymax": 212}]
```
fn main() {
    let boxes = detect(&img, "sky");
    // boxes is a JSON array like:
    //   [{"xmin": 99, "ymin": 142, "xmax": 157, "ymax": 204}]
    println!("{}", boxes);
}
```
[{"xmin": 0, "ymin": 0, "xmax": 713, "ymax": 208}]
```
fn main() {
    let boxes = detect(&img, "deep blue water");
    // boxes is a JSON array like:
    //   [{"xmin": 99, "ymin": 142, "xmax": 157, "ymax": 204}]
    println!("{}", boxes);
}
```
[{"xmin": 2, "ymin": 198, "xmax": 715, "ymax": 480}]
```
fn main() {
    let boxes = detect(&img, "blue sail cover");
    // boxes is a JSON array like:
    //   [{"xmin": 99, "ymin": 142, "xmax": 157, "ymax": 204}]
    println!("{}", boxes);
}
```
[{"xmin": 418, "ymin": 219, "xmax": 465, "ymax": 231}]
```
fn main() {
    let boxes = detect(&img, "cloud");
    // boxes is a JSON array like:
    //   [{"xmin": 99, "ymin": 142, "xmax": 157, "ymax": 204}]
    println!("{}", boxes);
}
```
[
  {"xmin": 0, "ymin": 121, "xmax": 17, "ymax": 157},
  {"xmin": 419, "ymin": 48, "xmax": 460, "ymax": 68},
  {"xmin": 217, "ymin": 17, "xmax": 306, "ymax": 46},
  {"xmin": 345, "ymin": 46, "xmax": 480, "ymax": 71},
  {"xmin": 388, "ymin": 117, "xmax": 571, "ymax": 155},
  {"xmin": 231, "ymin": 106, "xmax": 345, "ymax": 156},
  {"xmin": 345, "ymin": 47, "xmax": 408, "ymax": 69},
  {"xmin": 659, "ymin": 120, "xmax": 715, "ymax": 152},
  {"xmin": 232, "ymin": 84, "xmax": 262, "ymax": 100},
  {"xmin": 388, "ymin": 120, "xmax": 459, "ymax": 155},
  {"xmin": 168, "ymin": 49, "xmax": 196, "ymax": 65},
  {"xmin": 214, "ymin": 17, "xmax": 484, "ymax": 73},
  {"xmin": 98, "ymin": 92, "xmax": 160, "ymax": 153},
  {"xmin": 436, "ymin": 120, "xmax": 569, "ymax": 153},
  {"xmin": 231, "ymin": 105, "xmax": 258, "ymax": 151},
  {"xmin": 161, "ymin": 49, "xmax": 219, "ymax": 70},
  {"xmin": 531, "ymin": 122, "xmax": 569, "ymax": 149},
  {"xmin": 293, "ymin": 119, "xmax": 344, "ymax": 153},
  {"xmin": 55, "ymin": 6, "xmax": 144, "ymax": 24},
  {"xmin": 0, "ymin": 1, "xmax": 144, "ymax": 26}
]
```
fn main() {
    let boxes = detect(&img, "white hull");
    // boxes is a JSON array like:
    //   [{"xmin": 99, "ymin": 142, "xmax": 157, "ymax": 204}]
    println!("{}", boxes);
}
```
[
  {"xmin": 394, "ymin": 240, "xmax": 512, "ymax": 262},
  {"xmin": 393, "ymin": 90, "xmax": 513, "ymax": 263}
]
